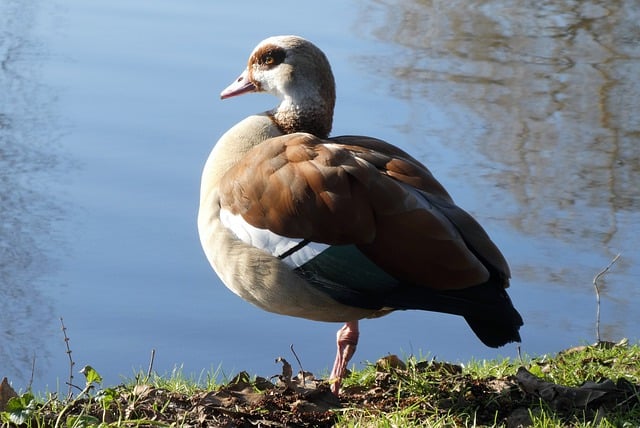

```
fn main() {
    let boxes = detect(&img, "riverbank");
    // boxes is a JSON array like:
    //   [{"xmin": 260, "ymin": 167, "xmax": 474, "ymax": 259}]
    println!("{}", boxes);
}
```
[{"xmin": 1, "ymin": 340, "xmax": 638, "ymax": 427}]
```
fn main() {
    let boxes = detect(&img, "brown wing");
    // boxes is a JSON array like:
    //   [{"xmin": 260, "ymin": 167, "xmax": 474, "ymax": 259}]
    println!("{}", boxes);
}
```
[{"xmin": 219, "ymin": 132, "xmax": 509, "ymax": 290}]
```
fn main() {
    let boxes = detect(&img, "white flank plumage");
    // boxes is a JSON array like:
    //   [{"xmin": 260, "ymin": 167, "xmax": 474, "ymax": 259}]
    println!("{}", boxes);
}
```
[{"xmin": 219, "ymin": 208, "xmax": 329, "ymax": 267}]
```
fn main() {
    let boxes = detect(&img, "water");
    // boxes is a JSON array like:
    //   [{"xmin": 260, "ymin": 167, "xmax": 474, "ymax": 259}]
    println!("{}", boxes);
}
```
[{"xmin": 1, "ymin": 0, "xmax": 638, "ymax": 392}]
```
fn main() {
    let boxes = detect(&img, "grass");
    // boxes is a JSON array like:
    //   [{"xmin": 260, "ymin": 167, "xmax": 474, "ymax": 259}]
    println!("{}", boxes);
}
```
[
  {"xmin": 1, "ymin": 340, "xmax": 639, "ymax": 427},
  {"xmin": 336, "ymin": 339, "xmax": 640, "ymax": 426}
]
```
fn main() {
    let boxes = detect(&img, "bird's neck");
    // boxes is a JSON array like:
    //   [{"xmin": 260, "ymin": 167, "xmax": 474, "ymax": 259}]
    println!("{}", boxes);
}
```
[{"xmin": 271, "ymin": 96, "xmax": 333, "ymax": 138}]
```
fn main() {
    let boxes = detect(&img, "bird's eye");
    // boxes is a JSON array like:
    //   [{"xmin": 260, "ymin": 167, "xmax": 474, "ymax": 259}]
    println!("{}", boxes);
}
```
[{"xmin": 255, "ymin": 48, "xmax": 285, "ymax": 68}]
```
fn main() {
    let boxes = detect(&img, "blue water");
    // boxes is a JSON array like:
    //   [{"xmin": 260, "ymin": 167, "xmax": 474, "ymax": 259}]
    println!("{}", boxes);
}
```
[{"xmin": 1, "ymin": 0, "xmax": 638, "ymax": 392}]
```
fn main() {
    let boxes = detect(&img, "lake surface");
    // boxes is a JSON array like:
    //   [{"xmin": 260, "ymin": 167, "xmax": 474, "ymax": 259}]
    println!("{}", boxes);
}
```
[{"xmin": 1, "ymin": 0, "xmax": 638, "ymax": 392}]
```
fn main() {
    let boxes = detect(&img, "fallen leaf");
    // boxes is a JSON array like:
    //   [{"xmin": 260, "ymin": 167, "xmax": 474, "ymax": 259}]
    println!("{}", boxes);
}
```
[
  {"xmin": 516, "ymin": 367, "xmax": 621, "ymax": 409},
  {"xmin": 375, "ymin": 355, "xmax": 406, "ymax": 371},
  {"xmin": 0, "ymin": 377, "xmax": 18, "ymax": 412}
]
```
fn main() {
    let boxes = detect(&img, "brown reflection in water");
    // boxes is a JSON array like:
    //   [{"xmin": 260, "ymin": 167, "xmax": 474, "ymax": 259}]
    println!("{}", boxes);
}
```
[
  {"xmin": 1, "ymin": 2, "xmax": 64, "ymax": 384},
  {"xmin": 355, "ymin": 0, "xmax": 639, "ymax": 335}
]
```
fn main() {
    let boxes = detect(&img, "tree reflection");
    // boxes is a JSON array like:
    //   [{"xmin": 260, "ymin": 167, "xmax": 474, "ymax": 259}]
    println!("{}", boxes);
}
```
[
  {"xmin": 355, "ymin": 0, "xmax": 639, "ymax": 338},
  {"xmin": 0, "ymin": 2, "xmax": 64, "ymax": 385}
]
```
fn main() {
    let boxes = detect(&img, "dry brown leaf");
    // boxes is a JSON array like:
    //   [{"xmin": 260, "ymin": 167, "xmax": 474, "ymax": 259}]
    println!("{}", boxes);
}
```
[
  {"xmin": 375, "ymin": 355, "xmax": 406, "ymax": 371},
  {"xmin": 0, "ymin": 377, "xmax": 18, "ymax": 412},
  {"xmin": 516, "ymin": 367, "xmax": 623, "ymax": 410}
]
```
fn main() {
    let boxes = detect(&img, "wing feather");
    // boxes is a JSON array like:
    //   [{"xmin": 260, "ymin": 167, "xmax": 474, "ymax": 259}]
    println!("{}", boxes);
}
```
[{"xmin": 219, "ymin": 132, "xmax": 509, "ymax": 290}]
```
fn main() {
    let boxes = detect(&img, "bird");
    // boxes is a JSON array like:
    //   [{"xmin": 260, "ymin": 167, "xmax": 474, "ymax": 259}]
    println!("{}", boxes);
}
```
[{"xmin": 198, "ymin": 35, "xmax": 523, "ymax": 396}]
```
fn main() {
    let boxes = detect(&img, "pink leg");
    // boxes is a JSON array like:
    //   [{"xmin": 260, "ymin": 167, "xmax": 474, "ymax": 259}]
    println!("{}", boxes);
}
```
[{"xmin": 329, "ymin": 320, "xmax": 359, "ymax": 395}]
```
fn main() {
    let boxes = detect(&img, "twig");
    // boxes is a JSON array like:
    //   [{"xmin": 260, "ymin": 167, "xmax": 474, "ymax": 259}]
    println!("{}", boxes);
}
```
[
  {"xmin": 60, "ymin": 317, "xmax": 75, "ymax": 400},
  {"xmin": 290, "ymin": 344, "xmax": 306, "ymax": 387},
  {"xmin": 592, "ymin": 253, "xmax": 621, "ymax": 343},
  {"xmin": 147, "ymin": 348, "xmax": 156, "ymax": 379},
  {"xmin": 28, "ymin": 354, "xmax": 36, "ymax": 391}
]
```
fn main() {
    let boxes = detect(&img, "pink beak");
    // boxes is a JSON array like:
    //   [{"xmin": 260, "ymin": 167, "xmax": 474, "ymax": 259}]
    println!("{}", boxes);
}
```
[{"xmin": 220, "ymin": 69, "xmax": 257, "ymax": 99}]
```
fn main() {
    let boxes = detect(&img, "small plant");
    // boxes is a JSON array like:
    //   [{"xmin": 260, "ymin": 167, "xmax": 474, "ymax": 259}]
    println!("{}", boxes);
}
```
[{"xmin": 1, "ymin": 392, "xmax": 39, "ymax": 426}]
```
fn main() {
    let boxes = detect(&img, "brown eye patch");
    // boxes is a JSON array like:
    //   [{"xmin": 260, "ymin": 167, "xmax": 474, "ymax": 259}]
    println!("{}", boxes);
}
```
[{"xmin": 253, "ymin": 46, "xmax": 286, "ymax": 68}]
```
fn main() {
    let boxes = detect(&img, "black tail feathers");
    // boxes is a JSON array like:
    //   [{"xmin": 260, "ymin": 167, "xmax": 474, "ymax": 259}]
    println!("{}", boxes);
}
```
[
  {"xmin": 464, "ymin": 309, "xmax": 523, "ymax": 347},
  {"xmin": 384, "ymin": 280, "xmax": 523, "ymax": 348}
]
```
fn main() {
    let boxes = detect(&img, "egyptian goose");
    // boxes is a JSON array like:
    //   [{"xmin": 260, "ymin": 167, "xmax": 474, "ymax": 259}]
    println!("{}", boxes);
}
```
[{"xmin": 198, "ymin": 35, "xmax": 523, "ymax": 395}]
